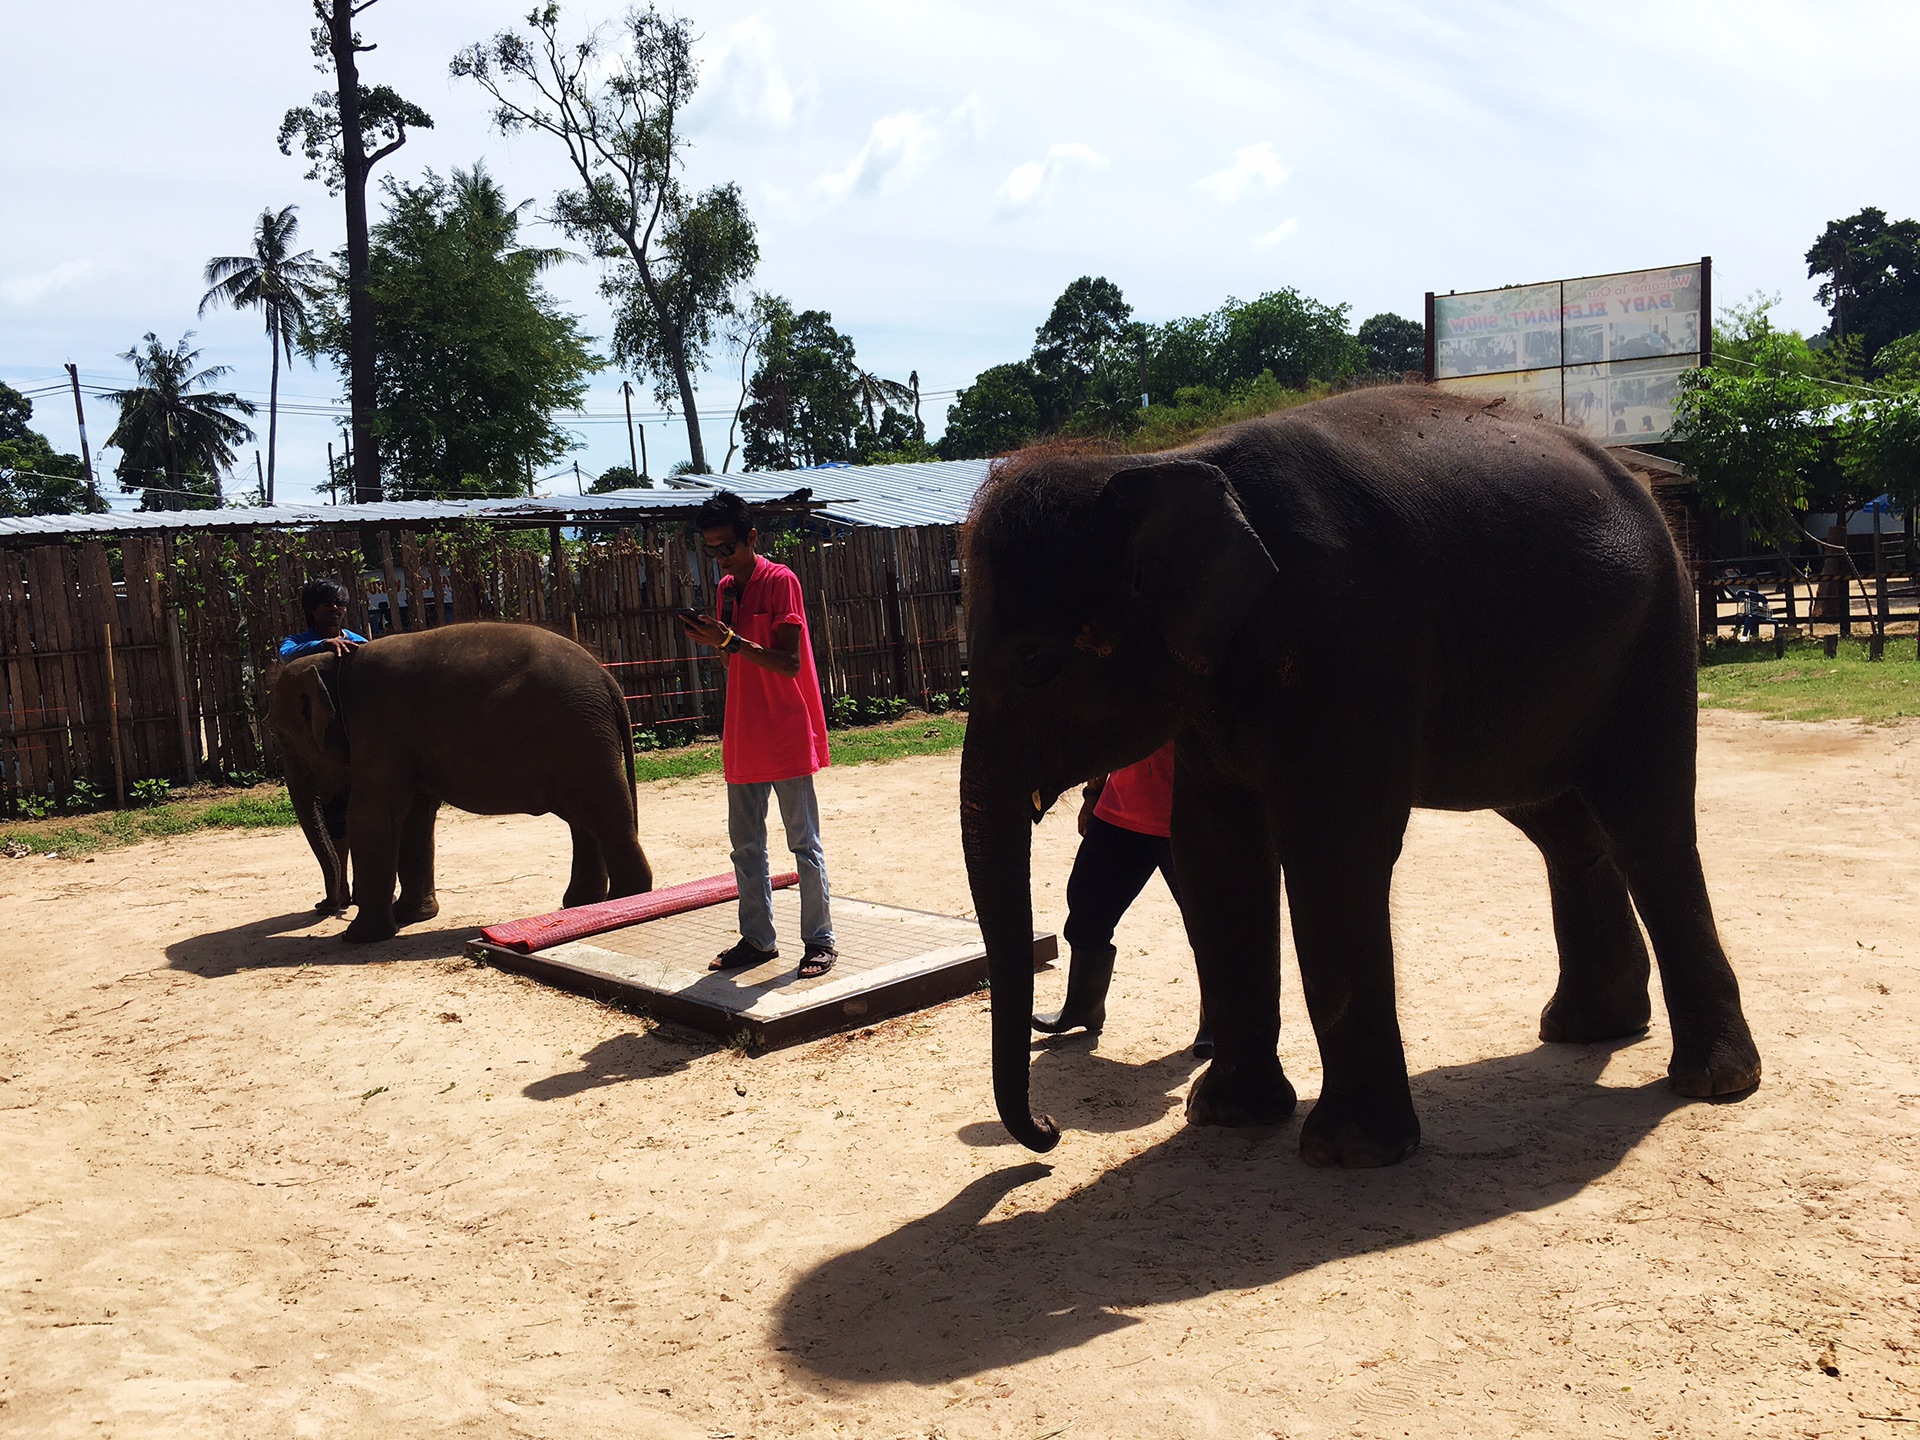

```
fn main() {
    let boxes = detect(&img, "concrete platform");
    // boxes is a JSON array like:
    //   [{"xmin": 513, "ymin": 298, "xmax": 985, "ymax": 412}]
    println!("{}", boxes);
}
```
[{"xmin": 466, "ymin": 887, "xmax": 1056, "ymax": 1052}]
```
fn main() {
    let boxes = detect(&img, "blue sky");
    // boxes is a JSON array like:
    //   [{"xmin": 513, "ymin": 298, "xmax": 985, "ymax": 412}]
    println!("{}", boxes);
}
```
[{"xmin": 4, "ymin": 0, "xmax": 1916, "ymax": 504}]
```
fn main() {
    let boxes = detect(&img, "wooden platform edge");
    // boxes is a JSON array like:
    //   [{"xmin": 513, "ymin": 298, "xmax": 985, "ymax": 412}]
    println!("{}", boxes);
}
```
[{"xmin": 465, "ymin": 931, "xmax": 1059, "ymax": 1053}]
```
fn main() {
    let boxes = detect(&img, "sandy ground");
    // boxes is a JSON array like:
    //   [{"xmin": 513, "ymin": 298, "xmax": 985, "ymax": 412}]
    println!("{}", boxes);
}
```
[{"xmin": 2, "ymin": 708, "xmax": 1917, "ymax": 1439}]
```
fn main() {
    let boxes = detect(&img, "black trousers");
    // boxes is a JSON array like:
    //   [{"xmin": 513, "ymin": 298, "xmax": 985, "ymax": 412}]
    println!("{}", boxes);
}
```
[{"xmin": 1062, "ymin": 813, "xmax": 1182, "ymax": 954}]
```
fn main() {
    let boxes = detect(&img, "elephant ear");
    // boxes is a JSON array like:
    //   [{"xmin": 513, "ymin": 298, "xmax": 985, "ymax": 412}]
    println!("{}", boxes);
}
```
[
  {"xmin": 1101, "ymin": 460, "xmax": 1277, "ymax": 677},
  {"xmin": 289, "ymin": 662, "xmax": 340, "ymax": 758}
]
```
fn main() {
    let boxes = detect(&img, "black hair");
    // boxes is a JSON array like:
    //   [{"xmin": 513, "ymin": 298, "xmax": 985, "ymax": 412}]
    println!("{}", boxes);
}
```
[
  {"xmin": 300, "ymin": 578, "xmax": 351, "ymax": 622},
  {"xmin": 693, "ymin": 489, "xmax": 754, "ymax": 541}
]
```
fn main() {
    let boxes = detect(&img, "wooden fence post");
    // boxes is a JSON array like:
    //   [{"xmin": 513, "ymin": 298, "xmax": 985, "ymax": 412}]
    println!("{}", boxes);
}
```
[
  {"xmin": 165, "ymin": 606, "xmax": 198, "ymax": 784},
  {"xmin": 103, "ymin": 623, "xmax": 126, "ymax": 807}
]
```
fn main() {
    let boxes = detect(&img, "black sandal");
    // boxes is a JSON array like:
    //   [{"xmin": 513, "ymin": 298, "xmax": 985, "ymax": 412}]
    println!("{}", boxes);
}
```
[
  {"xmin": 798, "ymin": 941, "xmax": 838, "ymax": 979},
  {"xmin": 711, "ymin": 938, "xmax": 778, "ymax": 971}
]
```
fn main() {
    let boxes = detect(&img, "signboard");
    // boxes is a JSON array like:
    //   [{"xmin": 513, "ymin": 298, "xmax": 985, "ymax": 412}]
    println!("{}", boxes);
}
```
[{"xmin": 1425, "ymin": 259, "xmax": 1708, "ymax": 444}]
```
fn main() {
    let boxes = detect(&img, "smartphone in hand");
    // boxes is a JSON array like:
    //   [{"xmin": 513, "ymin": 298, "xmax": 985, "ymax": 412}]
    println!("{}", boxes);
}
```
[{"xmin": 675, "ymin": 607, "xmax": 702, "ymax": 626}]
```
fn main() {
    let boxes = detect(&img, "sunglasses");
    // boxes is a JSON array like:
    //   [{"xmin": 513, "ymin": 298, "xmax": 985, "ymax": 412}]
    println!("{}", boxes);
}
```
[{"xmin": 702, "ymin": 538, "xmax": 742, "ymax": 558}]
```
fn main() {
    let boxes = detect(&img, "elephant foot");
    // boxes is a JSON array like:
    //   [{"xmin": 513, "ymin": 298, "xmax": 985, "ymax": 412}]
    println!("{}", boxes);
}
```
[
  {"xmin": 1299, "ymin": 1090, "xmax": 1421, "ymax": 1169},
  {"xmin": 1668, "ymin": 1015, "xmax": 1762, "ymax": 1098},
  {"xmin": 342, "ymin": 912, "xmax": 398, "ymax": 944},
  {"xmin": 1539, "ymin": 986, "xmax": 1652, "ymax": 1045},
  {"xmin": 1184, "ymin": 1058, "xmax": 1297, "ymax": 1129},
  {"xmin": 394, "ymin": 894, "xmax": 440, "ymax": 926},
  {"xmin": 562, "ymin": 884, "xmax": 610, "ymax": 910},
  {"xmin": 314, "ymin": 895, "xmax": 350, "ymax": 916}
]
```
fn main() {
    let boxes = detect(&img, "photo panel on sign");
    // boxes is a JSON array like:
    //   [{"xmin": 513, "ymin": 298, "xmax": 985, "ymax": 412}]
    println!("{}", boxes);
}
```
[
  {"xmin": 1435, "ymin": 369, "xmax": 1565, "ymax": 424},
  {"xmin": 1563, "ymin": 357, "xmax": 1693, "ymax": 444},
  {"xmin": 1433, "ymin": 281, "xmax": 1561, "ymax": 379}
]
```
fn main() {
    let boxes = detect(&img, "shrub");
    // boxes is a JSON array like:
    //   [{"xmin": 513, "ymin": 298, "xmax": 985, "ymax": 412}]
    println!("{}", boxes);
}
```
[
  {"xmin": 64, "ymin": 778, "xmax": 106, "ymax": 813},
  {"xmin": 131, "ymin": 777, "xmax": 172, "ymax": 808}
]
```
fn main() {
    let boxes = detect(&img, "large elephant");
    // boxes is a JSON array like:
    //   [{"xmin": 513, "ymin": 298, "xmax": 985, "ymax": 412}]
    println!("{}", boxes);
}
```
[
  {"xmin": 961, "ymin": 387, "xmax": 1761, "ymax": 1167},
  {"xmin": 268, "ymin": 622, "xmax": 653, "ymax": 943}
]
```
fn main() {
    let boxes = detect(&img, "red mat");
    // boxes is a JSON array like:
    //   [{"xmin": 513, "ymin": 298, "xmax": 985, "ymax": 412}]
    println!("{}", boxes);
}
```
[{"xmin": 479, "ymin": 871, "xmax": 799, "ymax": 954}]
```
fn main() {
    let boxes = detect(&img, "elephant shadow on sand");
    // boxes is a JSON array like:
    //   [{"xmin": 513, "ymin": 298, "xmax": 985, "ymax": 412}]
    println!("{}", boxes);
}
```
[
  {"xmin": 164, "ymin": 909, "xmax": 481, "ymax": 977},
  {"xmin": 775, "ymin": 1039, "xmax": 1701, "ymax": 1385}
]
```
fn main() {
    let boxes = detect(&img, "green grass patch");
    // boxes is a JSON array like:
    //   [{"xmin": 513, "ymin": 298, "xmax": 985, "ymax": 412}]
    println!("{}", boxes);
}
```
[
  {"xmin": 3, "ymin": 717, "xmax": 969, "ymax": 855},
  {"xmin": 1697, "ymin": 635, "xmax": 1920, "ymax": 724},
  {"xmin": 632, "ymin": 712, "xmax": 967, "ymax": 784},
  {"xmin": 1, "ymin": 784, "xmax": 300, "ymax": 856}
]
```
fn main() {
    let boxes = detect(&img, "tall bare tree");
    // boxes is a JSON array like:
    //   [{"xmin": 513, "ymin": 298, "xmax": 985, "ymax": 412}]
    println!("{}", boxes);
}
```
[
  {"xmin": 199, "ymin": 205, "xmax": 330, "ymax": 504},
  {"xmin": 453, "ymin": 4, "xmax": 757, "ymax": 473},
  {"xmin": 279, "ymin": 0, "xmax": 432, "ymax": 503}
]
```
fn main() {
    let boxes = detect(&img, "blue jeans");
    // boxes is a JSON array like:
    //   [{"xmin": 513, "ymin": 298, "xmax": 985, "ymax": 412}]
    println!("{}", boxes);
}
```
[{"xmin": 728, "ymin": 775, "xmax": 834, "ymax": 952}]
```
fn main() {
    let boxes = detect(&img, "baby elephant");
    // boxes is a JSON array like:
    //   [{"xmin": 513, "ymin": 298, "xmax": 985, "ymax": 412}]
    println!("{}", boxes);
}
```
[{"xmin": 268, "ymin": 622, "xmax": 653, "ymax": 942}]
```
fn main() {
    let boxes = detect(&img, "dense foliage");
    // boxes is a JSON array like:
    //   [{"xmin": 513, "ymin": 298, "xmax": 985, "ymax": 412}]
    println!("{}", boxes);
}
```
[
  {"xmin": 1805, "ymin": 207, "xmax": 1920, "ymax": 375},
  {"xmin": 0, "ymin": 382, "xmax": 105, "ymax": 518},
  {"xmin": 104, "ymin": 334, "xmax": 256, "ymax": 510},
  {"xmin": 313, "ymin": 164, "xmax": 600, "ymax": 499},
  {"xmin": 938, "ymin": 277, "xmax": 1385, "ymax": 458}
]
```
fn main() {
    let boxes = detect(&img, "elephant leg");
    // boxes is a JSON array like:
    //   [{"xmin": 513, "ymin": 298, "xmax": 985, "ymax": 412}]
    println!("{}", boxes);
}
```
[
  {"xmin": 1171, "ymin": 766, "xmax": 1296, "ymax": 1130},
  {"xmin": 342, "ymin": 781, "xmax": 403, "ymax": 944},
  {"xmin": 1280, "ymin": 802, "xmax": 1419, "ymax": 1169},
  {"xmin": 393, "ymin": 794, "xmax": 440, "ymax": 926},
  {"xmin": 559, "ymin": 787, "xmax": 652, "ymax": 903},
  {"xmin": 1500, "ymin": 792, "xmax": 1652, "ymax": 1043},
  {"xmin": 564, "ymin": 824, "xmax": 610, "ymax": 909},
  {"xmin": 1579, "ymin": 718, "xmax": 1760, "ymax": 1098}
]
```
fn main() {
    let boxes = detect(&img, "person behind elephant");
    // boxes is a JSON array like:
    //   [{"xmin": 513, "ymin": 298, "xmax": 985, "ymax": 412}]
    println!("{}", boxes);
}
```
[
  {"xmin": 679, "ymin": 491, "xmax": 837, "ymax": 978},
  {"xmin": 1033, "ymin": 742, "xmax": 1212, "ymax": 1057},
  {"xmin": 278, "ymin": 578, "xmax": 366, "ymax": 911},
  {"xmin": 280, "ymin": 579, "xmax": 367, "ymax": 661}
]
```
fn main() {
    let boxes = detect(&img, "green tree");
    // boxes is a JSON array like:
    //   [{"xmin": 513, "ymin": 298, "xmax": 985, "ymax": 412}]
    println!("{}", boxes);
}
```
[
  {"xmin": 939, "ymin": 363, "xmax": 1042, "ymax": 459},
  {"xmin": 279, "ymin": 0, "xmax": 433, "ymax": 503},
  {"xmin": 0, "ymin": 382, "xmax": 106, "ymax": 517},
  {"xmin": 104, "ymin": 334, "xmax": 256, "ymax": 511},
  {"xmin": 198, "ymin": 204, "xmax": 331, "ymax": 504},
  {"xmin": 1357, "ymin": 312, "xmax": 1425, "ymax": 376},
  {"xmin": 313, "ymin": 163, "xmax": 599, "ymax": 500},
  {"xmin": 589, "ymin": 464, "xmax": 639, "ymax": 493},
  {"xmin": 1870, "ymin": 332, "xmax": 1920, "ymax": 387},
  {"xmin": 1032, "ymin": 275, "xmax": 1132, "ymax": 423},
  {"xmin": 454, "ymin": 4, "xmax": 758, "ymax": 474},
  {"xmin": 1806, "ymin": 207, "xmax": 1920, "ymax": 373},
  {"xmin": 1669, "ymin": 328, "xmax": 1838, "ymax": 544},
  {"xmin": 1216, "ymin": 289, "xmax": 1364, "ymax": 389},
  {"xmin": 741, "ymin": 305, "xmax": 861, "ymax": 470}
]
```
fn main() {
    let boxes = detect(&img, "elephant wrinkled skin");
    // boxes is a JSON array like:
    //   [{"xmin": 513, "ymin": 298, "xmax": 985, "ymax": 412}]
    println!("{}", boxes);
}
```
[
  {"xmin": 959, "ymin": 388, "xmax": 1760, "ymax": 1167},
  {"xmin": 267, "ymin": 622, "xmax": 652, "ymax": 943}
]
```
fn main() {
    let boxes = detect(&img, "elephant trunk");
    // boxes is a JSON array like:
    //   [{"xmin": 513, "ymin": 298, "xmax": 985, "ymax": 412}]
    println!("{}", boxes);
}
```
[
  {"xmin": 960, "ymin": 743, "xmax": 1060, "ymax": 1154},
  {"xmin": 285, "ymin": 757, "xmax": 345, "ymax": 903}
]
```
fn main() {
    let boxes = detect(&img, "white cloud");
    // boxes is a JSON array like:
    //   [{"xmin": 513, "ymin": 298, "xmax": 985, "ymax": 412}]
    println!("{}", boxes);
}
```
[
  {"xmin": 1196, "ymin": 141, "xmax": 1287, "ymax": 204},
  {"xmin": 810, "ymin": 109, "xmax": 947, "ymax": 205},
  {"xmin": 694, "ymin": 13, "xmax": 810, "ymax": 130},
  {"xmin": 1256, "ymin": 217, "xmax": 1300, "ymax": 247},
  {"xmin": 2, "ymin": 259, "xmax": 94, "ymax": 308},
  {"xmin": 994, "ymin": 142, "xmax": 1108, "ymax": 215}
]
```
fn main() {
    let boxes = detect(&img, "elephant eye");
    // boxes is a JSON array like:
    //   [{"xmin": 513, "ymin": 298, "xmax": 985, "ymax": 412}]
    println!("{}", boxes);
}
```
[{"xmin": 1011, "ymin": 639, "xmax": 1069, "ymax": 688}]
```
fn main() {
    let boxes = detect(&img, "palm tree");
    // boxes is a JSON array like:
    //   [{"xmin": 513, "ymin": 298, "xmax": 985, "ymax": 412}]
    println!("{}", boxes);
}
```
[
  {"xmin": 199, "ymin": 205, "xmax": 330, "ymax": 503},
  {"xmin": 105, "ymin": 334, "xmax": 256, "ymax": 511},
  {"xmin": 852, "ymin": 367, "xmax": 916, "ymax": 434}
]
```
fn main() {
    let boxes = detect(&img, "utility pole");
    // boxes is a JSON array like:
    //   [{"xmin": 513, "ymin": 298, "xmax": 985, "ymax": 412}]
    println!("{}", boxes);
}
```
[
  {"xmin": 254, "ymin": 450, "xmax": 266, "ymax": 505},
  {"xmin": 64, "ymin": 363, "xmax": 97, "ymax": 498},
  {"xmin": 639, "ymin": 421, "xmax": 649, "ymax": 484},
  {"xmin": 574, "ymin": 460, "xmax": 583, "ymax": 495},
  {"xmin": 327, "ymin": 441, "xmax": 338, "ymax": 503},
  {"xmin": 622, "ymin": 380, "xmax": 643, "ymax": 485}
]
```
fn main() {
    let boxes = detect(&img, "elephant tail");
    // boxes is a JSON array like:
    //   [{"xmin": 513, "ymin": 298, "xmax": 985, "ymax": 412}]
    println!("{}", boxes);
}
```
[{"xmin": 617, "ymin": 683, "xmax": 638, "ymax": 830}]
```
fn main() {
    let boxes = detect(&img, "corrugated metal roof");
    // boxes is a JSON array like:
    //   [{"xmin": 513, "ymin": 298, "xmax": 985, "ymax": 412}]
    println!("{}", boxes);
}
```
[
  {"xmin": 0, "ymin": 458, "xmax": 991, "ymax": 540},
  {"xmin": 667, "ymin": 458, "xmax": 991, "ymax": 528},
  {"xmin": 0, "ymin": 488, "xmax": 750, "ymax": 541}
]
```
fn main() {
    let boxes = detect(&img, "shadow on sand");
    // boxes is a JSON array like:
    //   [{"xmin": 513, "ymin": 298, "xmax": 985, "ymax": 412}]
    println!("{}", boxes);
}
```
[
  {"xmin": 776, "ymin": 1038, "xmax": 1712, "ymax": 1384},
  {"xmin": 164, "ymin": 908, "xmax": 480, "ymax": 977},
  {"xmin": 522, "ymin": 1029, "xmax": 701, "ymax": 1098}
]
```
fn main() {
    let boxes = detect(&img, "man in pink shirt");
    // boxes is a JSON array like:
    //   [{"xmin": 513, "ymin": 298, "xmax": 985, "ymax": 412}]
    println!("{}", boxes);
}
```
[
  {"xmin": 680, "ymin": 492, "xmax": 837, "ymax": 976},
  {"xmin": 1032, "ymin": 742, "xmax": 1211, "ymax": 1056}
]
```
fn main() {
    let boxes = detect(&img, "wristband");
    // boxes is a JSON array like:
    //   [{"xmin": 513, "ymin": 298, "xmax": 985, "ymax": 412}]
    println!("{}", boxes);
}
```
[{"xmin": 722, "ymin": 628, "xmax": 743, "ymax": 654}]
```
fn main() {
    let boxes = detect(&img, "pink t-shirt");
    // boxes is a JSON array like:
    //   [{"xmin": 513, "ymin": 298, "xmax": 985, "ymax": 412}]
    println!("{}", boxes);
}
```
[
  {"xmin": 1094, "ymin": 742, "xmax": 1174, "ymax": 838},
  {"xmin": 717, "ymin": 556, "xmax": 831, "ymax": 784}
]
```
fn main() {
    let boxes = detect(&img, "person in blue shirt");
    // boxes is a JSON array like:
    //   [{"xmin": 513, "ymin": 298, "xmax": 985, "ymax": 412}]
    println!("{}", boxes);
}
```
[
  {"xmin": 279, "ymin": 579, "xmax": 367, "ymax": 660},
  {"xmin": 279, "ymin": 579, "xmax": 364, "ymax": 911}
]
